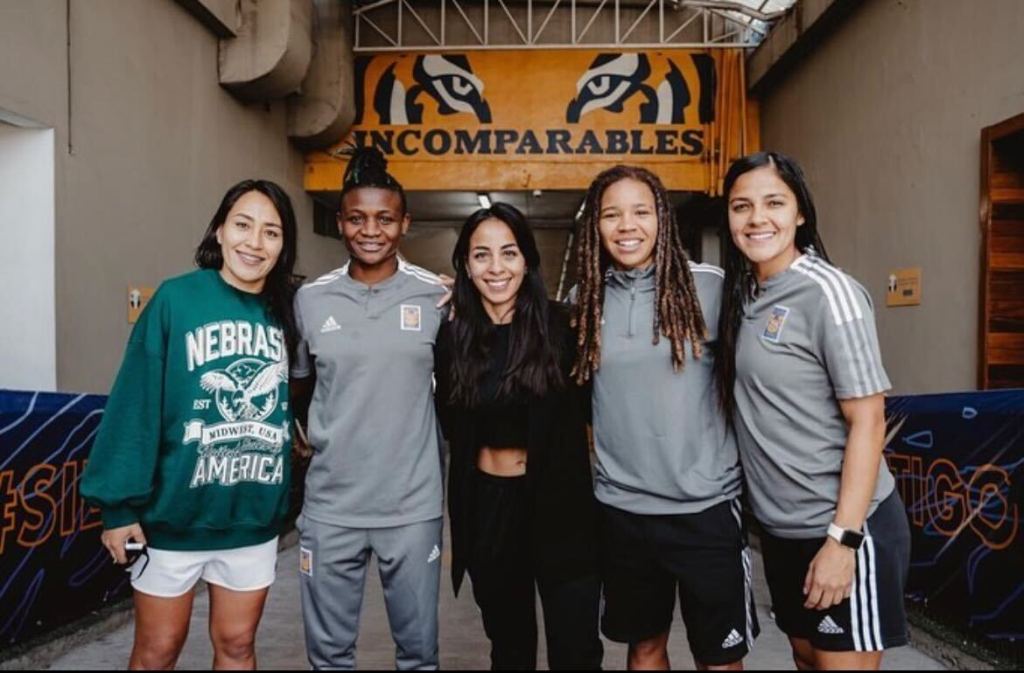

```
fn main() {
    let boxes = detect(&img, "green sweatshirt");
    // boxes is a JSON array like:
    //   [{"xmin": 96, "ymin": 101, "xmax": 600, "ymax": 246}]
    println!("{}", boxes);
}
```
[{"xmin": 81, "ymin": 269, "xmax": 292, "ymax": 551}]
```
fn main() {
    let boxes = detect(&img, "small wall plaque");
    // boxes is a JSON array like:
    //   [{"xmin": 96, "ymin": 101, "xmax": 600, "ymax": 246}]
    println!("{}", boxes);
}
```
[
  {"xmin": 886, "ymin": 268, "xmax": 921, "ymax": 307},
  {"xmin": 128, "ymin": 286, "xmax": 155, "ymax": 323}
]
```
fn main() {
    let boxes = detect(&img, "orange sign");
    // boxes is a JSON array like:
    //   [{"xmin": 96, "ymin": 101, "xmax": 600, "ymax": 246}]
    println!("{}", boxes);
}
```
[
  {"xmin": 886, "ymin": 267, "xmax": 922, "ymax": 307},
  {"xmin": 305, "ymin": 49, "xmax": 754, "ymax": 192}
]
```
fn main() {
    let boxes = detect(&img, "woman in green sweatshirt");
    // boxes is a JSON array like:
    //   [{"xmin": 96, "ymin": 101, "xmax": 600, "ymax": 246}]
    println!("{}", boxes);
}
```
[{"xmin": 80, "ymin": 179, "xmax": 299, "ymax": 670}]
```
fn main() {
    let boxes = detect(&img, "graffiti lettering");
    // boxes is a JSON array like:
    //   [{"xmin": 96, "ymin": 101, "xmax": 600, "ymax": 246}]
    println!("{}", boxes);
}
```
[
  {"xmin": 887, "ymin": 452, "xmax": 1017, "ymax": 550},
  {"xmin": 0, "ymin": 459, "xmax": 101, "ymax": 556}
]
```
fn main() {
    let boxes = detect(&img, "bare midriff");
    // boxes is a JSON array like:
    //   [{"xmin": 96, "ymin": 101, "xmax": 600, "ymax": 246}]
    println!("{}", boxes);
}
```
[{"xmin": 477, "ymin": 446, "xmax": 528, "ymax": 477}]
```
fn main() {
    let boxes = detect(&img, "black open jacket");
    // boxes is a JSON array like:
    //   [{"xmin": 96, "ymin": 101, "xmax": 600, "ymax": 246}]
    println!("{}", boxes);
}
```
[{"xmin": 434, "ymin": 303, "xmax": 599, "ymax": 596}]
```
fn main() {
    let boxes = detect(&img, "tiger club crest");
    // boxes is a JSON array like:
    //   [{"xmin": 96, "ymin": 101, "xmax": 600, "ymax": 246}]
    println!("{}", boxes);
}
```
[{"xmin": 762, "ymin": 305, "xmax": 791, "ymax": 343}]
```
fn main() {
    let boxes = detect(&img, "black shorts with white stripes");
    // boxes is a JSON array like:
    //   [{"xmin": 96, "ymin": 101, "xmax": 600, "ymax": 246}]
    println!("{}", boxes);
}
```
[
  {"xmin": 599, "ymin": 498, "xmax": 759, "ymax": 665},
  {"xmin": 759, "ymin": 490, "xmax": 910, "ymax": 652}
]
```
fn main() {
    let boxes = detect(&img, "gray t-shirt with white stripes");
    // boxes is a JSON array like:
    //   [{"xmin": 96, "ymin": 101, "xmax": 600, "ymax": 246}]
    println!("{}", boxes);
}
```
[
  {"xmin": 292, "ymin": 259, "xmax": 447, "ymax": 528},
  {"xmin": 733, "ymin": 254, "xmax": 894, "ymax": 538}
]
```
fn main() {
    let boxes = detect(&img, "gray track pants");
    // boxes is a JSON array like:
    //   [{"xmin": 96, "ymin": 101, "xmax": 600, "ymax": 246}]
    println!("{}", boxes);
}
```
[{"xmin": 297, "ymin": 514, "xmax": 442, "ymax": 670}]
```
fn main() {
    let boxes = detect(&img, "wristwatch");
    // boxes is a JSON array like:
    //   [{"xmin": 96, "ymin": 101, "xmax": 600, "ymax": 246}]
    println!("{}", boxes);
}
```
[{"xmin": 827, "ymin": 522, "xmax": 864, "ymax": 550}]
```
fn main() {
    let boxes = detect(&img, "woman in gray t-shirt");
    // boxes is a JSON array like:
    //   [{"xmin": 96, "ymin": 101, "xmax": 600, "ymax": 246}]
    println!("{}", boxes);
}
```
[
  {"xmin": 572, "ymin": 165, "xmax": 755, "ymax": 670},
  {"xmin": 716, "ymin": 151, "xmax": 910, "ymax": 670}
]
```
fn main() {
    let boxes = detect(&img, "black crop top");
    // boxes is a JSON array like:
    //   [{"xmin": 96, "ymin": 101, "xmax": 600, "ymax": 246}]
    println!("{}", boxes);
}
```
[{"xmin": 476, "ymin": 323, "xmax": 530, "ymax": 448}]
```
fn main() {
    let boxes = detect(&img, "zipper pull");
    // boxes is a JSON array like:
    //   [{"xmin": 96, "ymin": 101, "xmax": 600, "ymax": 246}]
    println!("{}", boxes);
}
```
[{"xmin": 628, "ymin": 282, "xmax": 637, "ymax": 337}]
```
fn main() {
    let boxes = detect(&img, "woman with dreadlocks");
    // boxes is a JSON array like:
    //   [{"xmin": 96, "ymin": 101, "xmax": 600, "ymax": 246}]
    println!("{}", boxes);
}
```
[
  {"xmin": 716, "ymin": 152, "xmax": 908, "ymax": 670},
  {"xmin": 572, "ymin": 165, "xmax": 757, "ymax": 670},
  {"xmin": 290, "ymin": 147, "xmax": 448, "ymax": 669},
  {"xmin": 435, "ymin": 203, "xmax": 602, "ymax": 670}
]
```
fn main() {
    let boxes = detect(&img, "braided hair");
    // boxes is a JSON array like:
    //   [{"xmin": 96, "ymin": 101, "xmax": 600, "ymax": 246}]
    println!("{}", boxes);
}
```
[
  {"xmin": 340, "ymin": 146, "xmax": 407, "ymax": 214},
  {"xmin": 715, "ymin": 152, "xmax": 831, "ymax": 419},
  {"xmin": 571, "ymin": 165, "xmax": 707, "ymax": 384}
]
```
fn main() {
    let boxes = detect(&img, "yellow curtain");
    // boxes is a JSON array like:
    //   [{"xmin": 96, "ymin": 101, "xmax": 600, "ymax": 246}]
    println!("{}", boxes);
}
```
[{"xmin": 705, "ymin": 49, "xmax": 759, "ymax": 196}]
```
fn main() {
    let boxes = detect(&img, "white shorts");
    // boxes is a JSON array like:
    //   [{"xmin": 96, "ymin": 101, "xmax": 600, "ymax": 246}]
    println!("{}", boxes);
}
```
[{"xmin": 130, "ymin": 537, "xmax": 278, "ymax": 598}]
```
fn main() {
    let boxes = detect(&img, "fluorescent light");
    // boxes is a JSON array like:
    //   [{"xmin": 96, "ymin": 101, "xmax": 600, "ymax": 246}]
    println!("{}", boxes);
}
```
[{"xmin": 477, "ymin": 193, "xmax": 491, "ymax": 209}]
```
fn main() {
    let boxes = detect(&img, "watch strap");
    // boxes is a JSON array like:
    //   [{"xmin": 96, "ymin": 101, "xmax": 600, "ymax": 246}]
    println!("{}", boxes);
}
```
[{"xmin": 827, "ymin": 522, "xmax": 864, "ymax": 549}]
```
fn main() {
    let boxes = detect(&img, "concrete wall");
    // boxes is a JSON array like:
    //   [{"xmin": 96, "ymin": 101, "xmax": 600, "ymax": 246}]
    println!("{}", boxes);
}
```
[
  {"xmin": 755, "ymin": 0, "xmax": 1024, "ymax": 394},
  {"xmin": 0, "ymin": 0, "xmax": 345, "ymax": 394}
]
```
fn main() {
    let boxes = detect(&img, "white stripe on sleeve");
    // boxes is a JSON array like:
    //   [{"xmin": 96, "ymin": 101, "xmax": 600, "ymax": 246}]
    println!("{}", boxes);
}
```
[
  {"xmin": 303, "ymin": 263, "xmax": 349, "ymax": 289},
  {"xmin": 793, "ymin": 263, "xmax": 867, "ymax": 397},
  {"xmin": 398, "ymin": 258, "xmax": 444, "ymax": 285},
  {"xmin": 805, "ymin": 261, "xmax": 875, "ymax": 396},
  {"xmin": 688, "ymin": 261, "xmax": 726, "ymax": 278},
  {"xmin": 810, "ymin": 259, "xmax": 887, "ymax": 394}
]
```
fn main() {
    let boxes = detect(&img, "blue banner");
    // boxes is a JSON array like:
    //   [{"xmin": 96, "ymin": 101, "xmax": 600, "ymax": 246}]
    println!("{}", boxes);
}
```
[
  {"xmin": 1, "ymin": 386, "xmax": 1019, "ymax": 652},
  {"xmin": 0, "ymin": 390, "xmax": 128, "ymax": 649},
  {"xmin": 885, "ymin": 390, "xmax": 1023, "ymax": 645}
]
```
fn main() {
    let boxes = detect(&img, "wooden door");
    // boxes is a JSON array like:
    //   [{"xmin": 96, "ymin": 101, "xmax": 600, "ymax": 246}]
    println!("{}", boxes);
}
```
[{"xmin": 980, "ymin": 113, "xmax": 1024, "ymax": 388}]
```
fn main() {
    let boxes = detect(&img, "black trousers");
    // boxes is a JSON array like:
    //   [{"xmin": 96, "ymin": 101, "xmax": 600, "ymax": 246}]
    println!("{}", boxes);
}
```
[{"xmin": 466, "ymin": 469, "xmax": 603, "ymax": 670}]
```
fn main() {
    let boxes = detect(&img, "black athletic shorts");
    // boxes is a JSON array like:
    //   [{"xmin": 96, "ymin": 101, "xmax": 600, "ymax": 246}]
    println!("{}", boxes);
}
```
[
  {"xmin": 759, "ymin": 489, "xmax": 911, "ymax": 652},
  {"xmin": 599, "ymin": 498, "xmax": 759, "ymax": 666}
]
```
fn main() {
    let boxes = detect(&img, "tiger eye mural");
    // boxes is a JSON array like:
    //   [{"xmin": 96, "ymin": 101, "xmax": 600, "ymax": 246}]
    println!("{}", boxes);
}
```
[
  {"xmin": 306, "ymin": 49, "xmax": 754, "ymax": 192},
  {"xmin": 566, "ymin": 52, "xmax": 715, "ymax": 126},
  {"xmin": 367, "ymin": 54, "xmax": 493, "ymax": 126}
]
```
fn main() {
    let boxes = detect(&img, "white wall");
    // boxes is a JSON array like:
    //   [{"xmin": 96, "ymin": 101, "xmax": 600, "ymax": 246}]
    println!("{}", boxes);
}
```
[
  {"xmin": 0, "ymin": 121, "xmax": 56, "ymax": 390},
  {"xmin": 0, "ymin": 0, "xmax": 347, "ymax": 393}
]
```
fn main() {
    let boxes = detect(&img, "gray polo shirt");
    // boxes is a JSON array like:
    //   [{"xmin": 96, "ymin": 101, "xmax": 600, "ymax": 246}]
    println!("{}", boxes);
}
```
[
  {"xmin": 733, "ymin": 254, "xmax": 894, "ymax": 539},
  {"xmin": 592, "ymin": 262, "xmax": 743, "ymax": 515},
  {"xmin": 292, "ymin": 259, "xmax": 447, "ymax": 528}
]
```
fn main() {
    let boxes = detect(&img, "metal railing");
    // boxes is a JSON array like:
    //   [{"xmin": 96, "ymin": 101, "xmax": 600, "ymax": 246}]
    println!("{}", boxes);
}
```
[{"xmin": 353, "ymin": 0, "xmax": 789, "ymax": 51}]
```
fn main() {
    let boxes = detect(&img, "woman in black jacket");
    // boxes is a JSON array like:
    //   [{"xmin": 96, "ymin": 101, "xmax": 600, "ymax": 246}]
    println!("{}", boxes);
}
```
[{"xmin": 435, "ymin": 203, "xmax": 603, "ymax": 670}]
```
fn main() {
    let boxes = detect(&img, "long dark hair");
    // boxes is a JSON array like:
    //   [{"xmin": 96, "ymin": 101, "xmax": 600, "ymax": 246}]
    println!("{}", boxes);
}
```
[
  {"xmin": 340, "ymin": 146, "xmax": 407, "ymax": 214},
  {"xmin": 571, "ymin": 164, "xmax": 707, "ymax": 384},
  {"xmin": 715, "ymin": 151, "xmax": 831, "ymax": 418},
  {"xmin": 194, "ymin": 179, "xmax": 300, "ymax": 362},
  {"xmin": 447, "ymin": 203, "xmax": 564, "ymax": 407}
]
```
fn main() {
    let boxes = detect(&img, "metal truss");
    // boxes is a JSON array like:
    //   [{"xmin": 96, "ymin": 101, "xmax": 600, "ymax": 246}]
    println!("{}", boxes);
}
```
[{"xmin": 353, "ymin": 0, "xmax": 790, "ymax": 52}]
